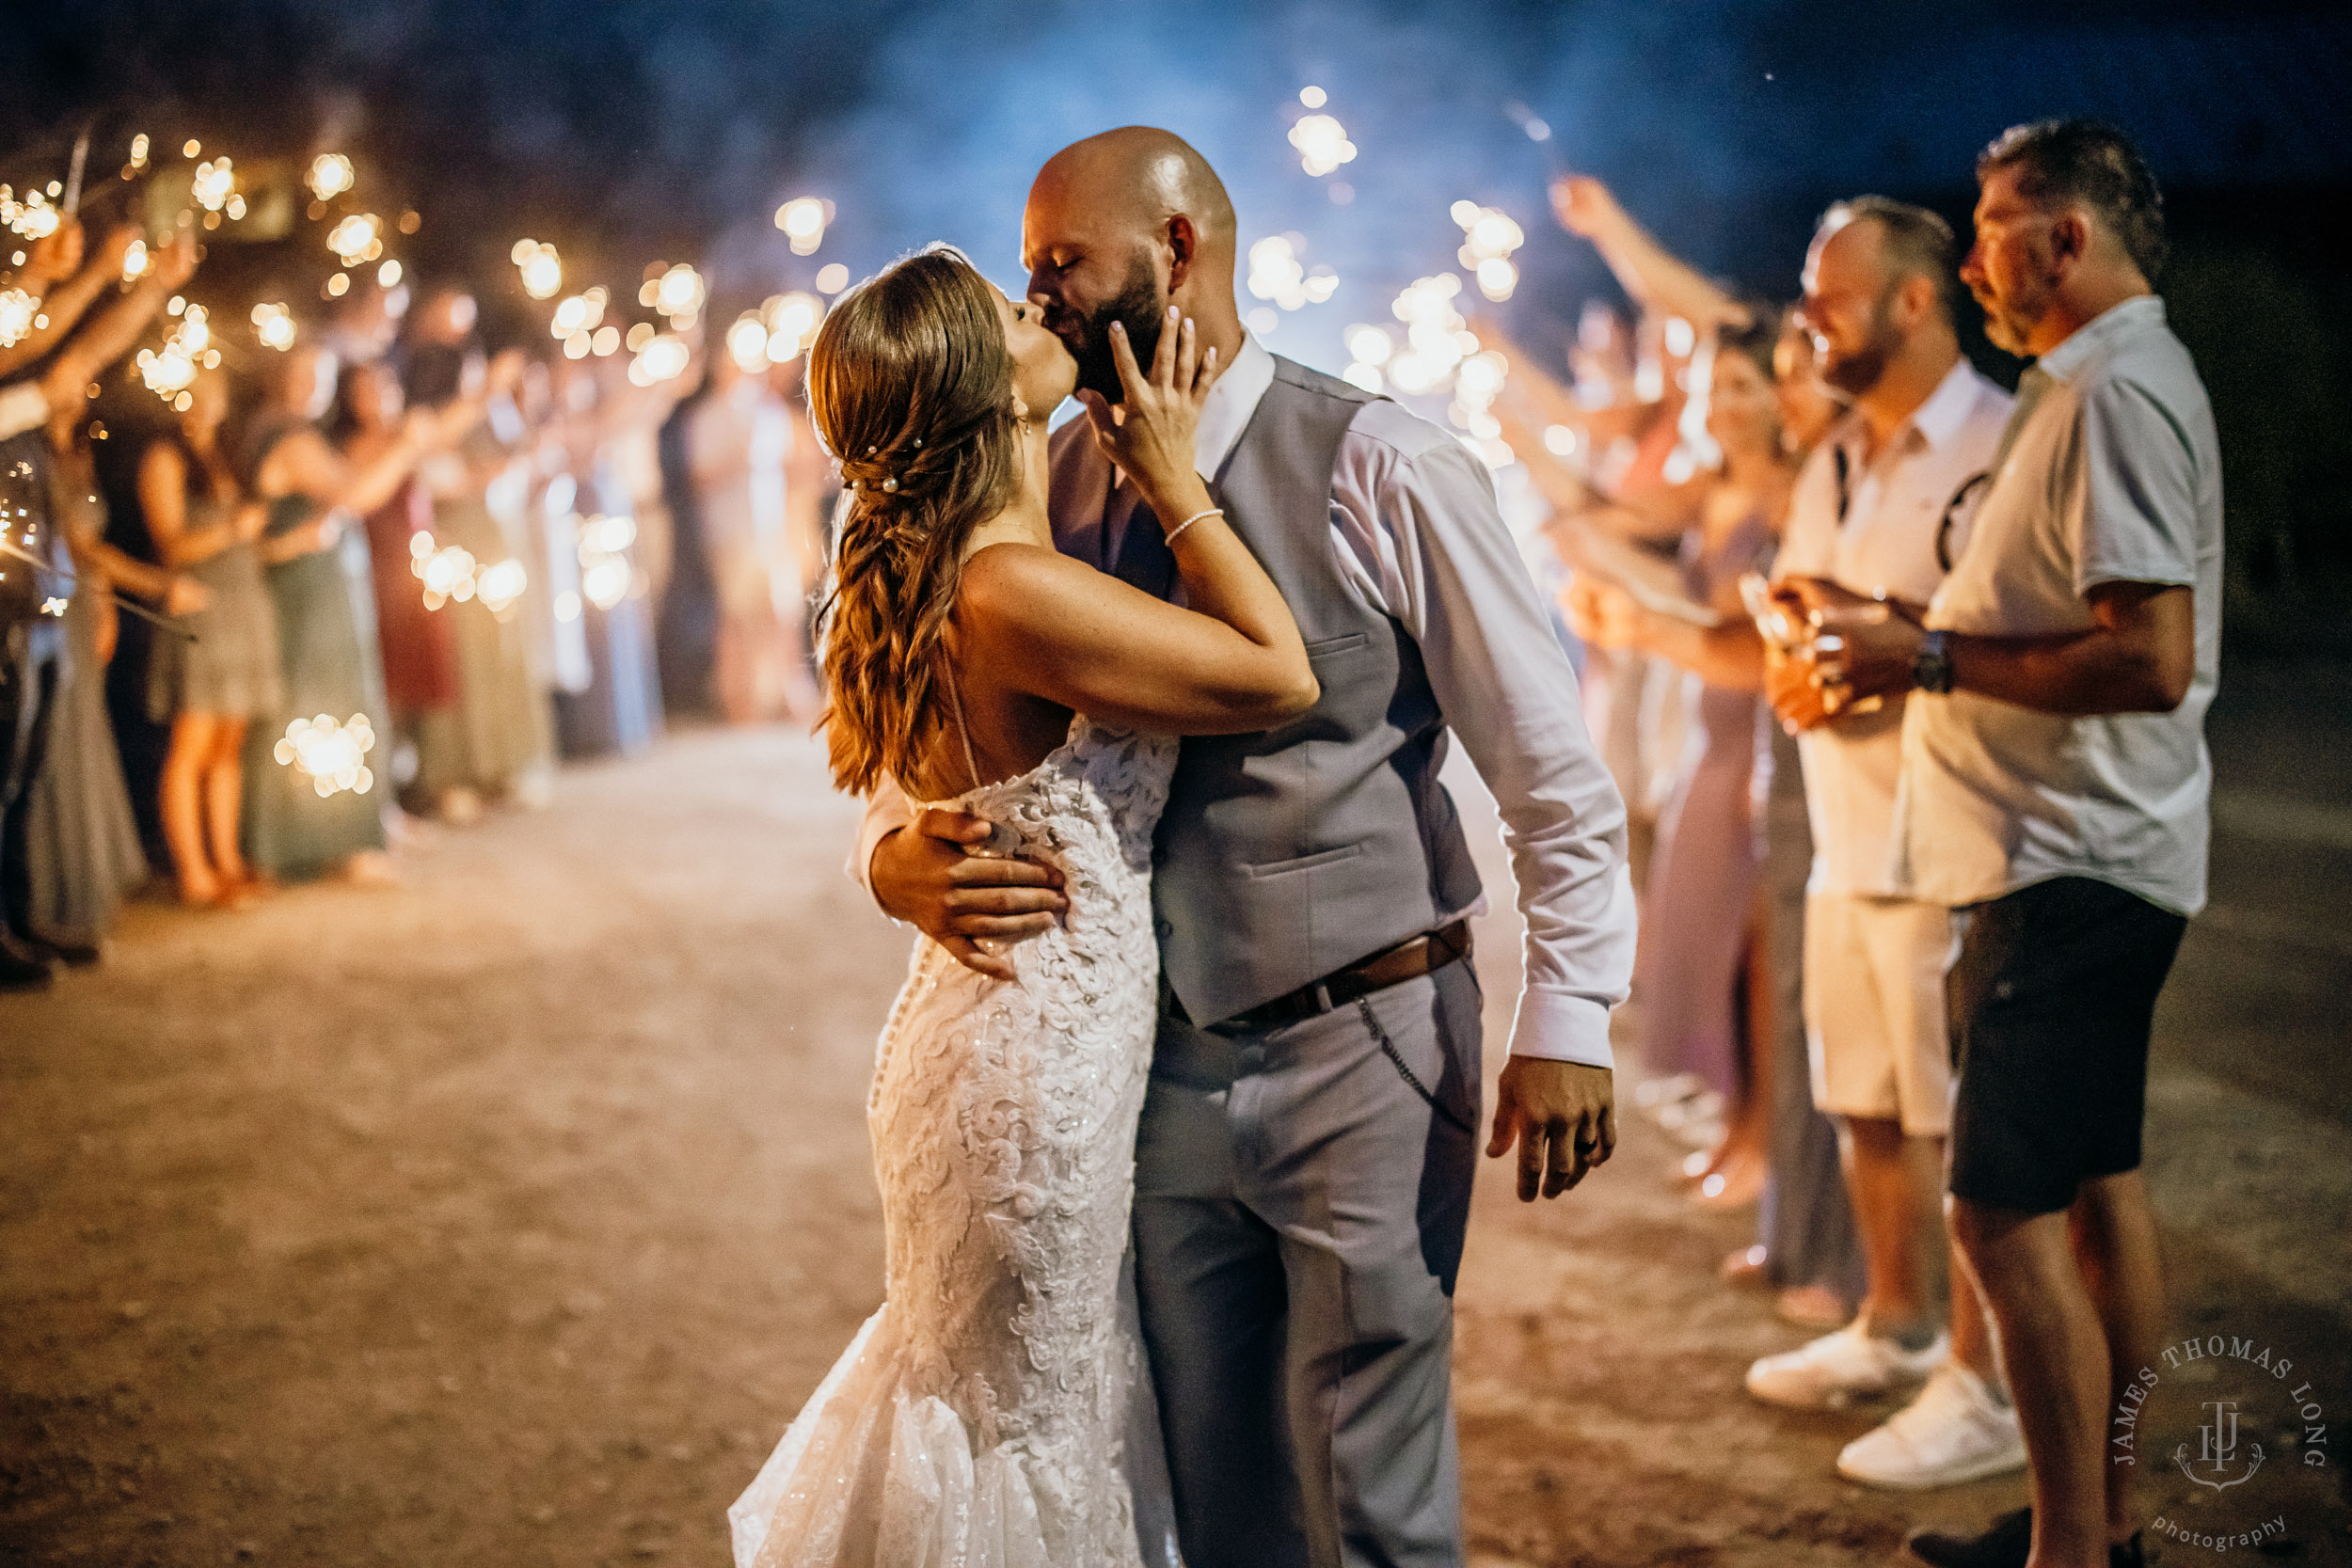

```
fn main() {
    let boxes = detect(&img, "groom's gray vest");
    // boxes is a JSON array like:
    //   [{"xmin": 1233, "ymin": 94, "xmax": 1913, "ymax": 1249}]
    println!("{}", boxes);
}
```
[{"xmin": 1141, "ymin": 356, "xmax": 1482, "ymax": 1026}]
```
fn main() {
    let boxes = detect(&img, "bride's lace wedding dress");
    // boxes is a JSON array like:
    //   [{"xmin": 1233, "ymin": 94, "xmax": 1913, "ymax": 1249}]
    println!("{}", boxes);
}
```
[{"xmin": 730, "ymin": 713, "xmax": 1179, "ymax": 1568}]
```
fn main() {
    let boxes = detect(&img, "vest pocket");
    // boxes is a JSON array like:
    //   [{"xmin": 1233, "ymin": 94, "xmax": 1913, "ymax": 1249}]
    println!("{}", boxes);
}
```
[
  {"xmin": 1305, "ymin": 630, "xmax": 1372, "ymax": 659},
  {"xmin": 1242, "ymin": 841, "xmax": 1364, "ymax": 879}
]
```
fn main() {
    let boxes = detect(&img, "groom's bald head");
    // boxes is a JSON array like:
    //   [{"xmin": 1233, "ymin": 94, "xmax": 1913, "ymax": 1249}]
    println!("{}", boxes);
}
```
[{"xmin": 1024, "ymin": 127, "xmax": 1243, "ymax": 401}]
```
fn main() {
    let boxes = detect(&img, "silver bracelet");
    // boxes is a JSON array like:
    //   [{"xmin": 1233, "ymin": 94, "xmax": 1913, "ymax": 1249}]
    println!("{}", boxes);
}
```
[{"xmin": 1163, "ymin": 507, "xmax": 1222, "ymax": 546}]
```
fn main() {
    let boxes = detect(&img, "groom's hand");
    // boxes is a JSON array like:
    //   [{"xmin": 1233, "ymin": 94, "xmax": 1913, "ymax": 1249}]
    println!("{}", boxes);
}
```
[
  {"xmin": 870, "ymin": 807, "xmax": 1068, "ymax": 983},
  {"xmin": 1486, "ymin": 1058, "xmax": 1616, "ymax": 1201}
]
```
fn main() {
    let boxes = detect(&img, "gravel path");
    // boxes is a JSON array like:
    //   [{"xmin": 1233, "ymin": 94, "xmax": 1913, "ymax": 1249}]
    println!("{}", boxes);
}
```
[{"xmin": 4, "ymin": 723, "xmax": 2344, "ymax": 1566}]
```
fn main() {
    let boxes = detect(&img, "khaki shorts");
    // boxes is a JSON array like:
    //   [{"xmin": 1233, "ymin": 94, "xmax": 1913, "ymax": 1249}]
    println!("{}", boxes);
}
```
[{"xmin": 1804, "ymin": 892, "xmax": 1958, "ymax": 1135}]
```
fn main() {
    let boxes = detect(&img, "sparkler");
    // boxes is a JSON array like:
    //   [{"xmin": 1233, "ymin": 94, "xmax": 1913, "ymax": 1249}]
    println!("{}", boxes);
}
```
[
  {"xmin": 326, "ymin": 212, "xmax": 382, "ymax": 266},
  {"xmin": 552, "ymin": 286, "xmax": 611, "ymax": 358},
  {"xmin": 189, "ymin": 158, "xmax": 236, "ymax": 214},
  {"xmin": 773, "ymin": 198, "xmax": 831, "ymax": 256},
  {"xmin": 1, "ymin": 186, "xmax": 61, "ymax": 240},
  {"xmin": 1245, "ymin": 235, "xmax": 1338, "ymax": 313},
  {"xmin": 1452, "ymin": 200, "xmax": 1526, "ymax": 302},
  {"xmin": 63, "ymin": 129, "xmax": 90, "ymax": 217},
  {"xmin": 576, "ymin": 512, "xmax": 639, "ymax": 610},
  {"xmin": 626, "ymin": 333, "xmax": 690, "ymax": 388},
  {"xmin": 0, "ymin": 289, "xmax": 36, "ymax": 349},
  {"xmin": 644, "ymin": 262, "xmax": 705, "ymax": 328},
  {"xmin": 273, "ymin": 713, "xmax": 376, "ymax": 798},
  {"xmin": 755, "ymin": 291, "xmax": 825, "ymax": 365},
  {"xmin": 1502, "ymin": 100, "xmax": 1554, "ymax": 147},
  {"xmin": 408, "ymin": 531, "xmax": 526, "ymax": 618},
  {"xmin": 250, "ymin": 302, "xmax": 296, "ymax": 351},
  {"xmin": 512, "ymin": 239, "xmax": 562, "ymax": 300},
  {"xmin": 305, "ymin": 152, "xmax": 355, "ymax": 202},
  {"xmin": 1287, "ymin": 112, "xmax": 1358, "ymax": 178},
  {"xmin": 725, "ymin": 313, "xmax": 769, "ymax": 373},
  {"xmin": 0, "ymin": 531, "xmax": 196, "ymax": 638},
  {"xmin": 135, "ymin": 304, "xmax": 212, "ymax": 407},
  {"xmin": 1358, "ymin": 276, "xmax": 1516, "ymax": 468},
  {"xmin": 474, "ymin": 558, "xmax": 528, "ymax": 615}
]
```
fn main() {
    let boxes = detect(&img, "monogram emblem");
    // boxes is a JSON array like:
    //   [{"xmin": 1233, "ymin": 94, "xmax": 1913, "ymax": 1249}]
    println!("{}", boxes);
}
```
[{"xmin": 2174, "ymin": 1399, "xmax": 2265, "ymax": 1492}]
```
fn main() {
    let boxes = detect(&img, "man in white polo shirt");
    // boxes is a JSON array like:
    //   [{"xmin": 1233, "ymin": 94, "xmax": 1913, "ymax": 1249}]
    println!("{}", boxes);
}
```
[
  {"xmin": 1812, "ymin": 120, "xmax": 2218, "ymax": 1568},
  {"xmin": 1744, "ymin": 198, "xmax": 2025, "ymax": 1492}
]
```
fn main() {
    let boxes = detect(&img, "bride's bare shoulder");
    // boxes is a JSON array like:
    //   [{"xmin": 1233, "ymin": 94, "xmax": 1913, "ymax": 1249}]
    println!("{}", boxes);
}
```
[{"xmin": 958, "ymin": 540, "xmax": 1094, "ymax": 627}]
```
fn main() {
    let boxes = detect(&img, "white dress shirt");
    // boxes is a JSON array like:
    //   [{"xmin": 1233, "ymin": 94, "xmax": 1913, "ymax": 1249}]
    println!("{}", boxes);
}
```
[
  {"xmin": 1893, "ymin": 296, "xmax": 2223, "ymax": 916},
  {"xmin": 1773, "ymin": 357, "xmax": 2011, "ymax": 897},
  {"xmin": 859, "ymin": 334, "xmax": 1636, "ymax": 1068}
]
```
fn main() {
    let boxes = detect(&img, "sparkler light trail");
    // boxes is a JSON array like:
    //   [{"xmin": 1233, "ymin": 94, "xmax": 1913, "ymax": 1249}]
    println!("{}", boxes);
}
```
[
  {"xmin": 512, "ymin": 239, "xmax": 563, "ymax": 300},
  {"xmin": 306, "ymin": 153, "xmax": 355, "ymax": 201},
  {"xmin": 273, "ymin": 714, "xmax": 377, "ymax": 798},
  {"xmin": 774, "ymin": 198, "xmax": 830, "ymax": 256}
]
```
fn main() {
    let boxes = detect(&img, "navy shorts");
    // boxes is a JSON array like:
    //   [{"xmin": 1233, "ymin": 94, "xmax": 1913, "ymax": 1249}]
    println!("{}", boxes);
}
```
[{"xmin": 1947, "ymin": 876, "xmax": 2186, "ymax": 1216}]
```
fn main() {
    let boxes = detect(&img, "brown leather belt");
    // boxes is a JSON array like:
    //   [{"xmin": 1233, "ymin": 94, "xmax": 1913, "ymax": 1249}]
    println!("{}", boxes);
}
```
[{"xmin": 1212, "ymin": 919, "xmax": 1474, "ymax": 1034}]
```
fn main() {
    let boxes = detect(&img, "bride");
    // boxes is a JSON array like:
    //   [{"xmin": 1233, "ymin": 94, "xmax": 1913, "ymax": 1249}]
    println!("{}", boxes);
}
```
[{"xmin": 728, "ymin": 247, "xmax": 1315, "ymax": 1568}]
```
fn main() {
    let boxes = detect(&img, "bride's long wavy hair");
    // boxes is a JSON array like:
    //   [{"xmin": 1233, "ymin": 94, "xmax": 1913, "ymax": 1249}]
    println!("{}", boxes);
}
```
[{"xmin": 808, "ymin": 247, "xmax": 1023, "ymax": 797}]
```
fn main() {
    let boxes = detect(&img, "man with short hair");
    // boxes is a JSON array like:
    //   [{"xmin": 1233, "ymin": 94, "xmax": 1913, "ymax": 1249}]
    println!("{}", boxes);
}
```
[
  {"xmin": 1811, "ymin": 119, "xmax": 2219, "ymax": 1568},
  {"xmin": 859, "ymin": 128, "xmax": 1636, "ymax": 1568},
  {"xmin": 1746, "ymin": 197, "xmax": 2025, "ymax": 1493}
]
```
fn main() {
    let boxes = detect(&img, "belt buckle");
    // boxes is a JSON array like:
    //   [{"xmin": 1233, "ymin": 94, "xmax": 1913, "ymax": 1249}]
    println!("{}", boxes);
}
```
[{"xmin": 1311, "ymin": 980, "xmax": 1334, "ymax": 1015}]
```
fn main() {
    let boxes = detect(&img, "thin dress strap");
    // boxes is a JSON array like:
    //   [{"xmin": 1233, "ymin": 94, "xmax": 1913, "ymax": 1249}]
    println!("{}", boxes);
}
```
[{"xmin": 938, "ymin": 658, "xmax": 985, "ymax": 796}]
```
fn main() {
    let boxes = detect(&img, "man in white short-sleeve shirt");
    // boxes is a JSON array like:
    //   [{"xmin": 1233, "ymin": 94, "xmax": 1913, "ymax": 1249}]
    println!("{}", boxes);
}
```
[
  {"xmin": 1811, "ymin": 121, "xmax": 2217, "ymax": 1568},
  {"xmin": 1746, "ymin": 198, "xmax": 2023, "ymax": 1493}
]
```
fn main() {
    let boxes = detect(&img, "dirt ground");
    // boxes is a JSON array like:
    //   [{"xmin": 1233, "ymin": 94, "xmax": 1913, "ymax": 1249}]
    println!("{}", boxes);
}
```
[{"xmin": 4, "ymin": 721, "xmax": 2345, "ymax": 1567}]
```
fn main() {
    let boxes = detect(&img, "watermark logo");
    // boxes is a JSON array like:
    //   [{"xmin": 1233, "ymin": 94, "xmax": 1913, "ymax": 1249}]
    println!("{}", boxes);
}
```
[
  {"xmin": 2107, "ymin": 1335, "xmax": 2324, "ymax": 1551},
  {"xmin": 2113, "ymin": 1330, "xmax": 2329, "ymax": 1553},
  {"xmin": 2179, "ymin": 1398, "xmax": 2262, "ymax": 1491}
]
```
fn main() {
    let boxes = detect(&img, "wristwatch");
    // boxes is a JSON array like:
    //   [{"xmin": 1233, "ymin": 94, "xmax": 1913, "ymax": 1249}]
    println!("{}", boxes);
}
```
[{"xmin": 1912, "ymin": 628, "xmax": 1955, "ymax": 695}]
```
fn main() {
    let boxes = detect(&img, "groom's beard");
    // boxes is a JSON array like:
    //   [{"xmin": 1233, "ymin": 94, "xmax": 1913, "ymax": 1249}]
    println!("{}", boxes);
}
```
[{"xmin": 1058, "ymin": 258, "xmax": 1166, "ymax": 404}]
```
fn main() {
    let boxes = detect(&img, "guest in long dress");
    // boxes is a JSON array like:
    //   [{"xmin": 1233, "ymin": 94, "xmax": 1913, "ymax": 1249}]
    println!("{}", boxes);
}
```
[
  {"xmin": 338, "ymin": 359, "xmax": 465, "ymax": 821},
  {"xmin": 547, "ymin": 356, "xmax": 665, "ymax": 758},
  {"xmin": 240, "ymin": 343, "xmax": 434, "ymax": 886},
  {"xmin": 1566, "ymin": 316, "xmax": 1795, "ymax": 1208},
  {"xmin": 140, "ymin": 371, "xmax": 282, "ymax": 909},
  {"xmin": 24, "ymin": 408, "xmax": 205, "ymax": 954},
  {"xmin": 405, "ymin": 293, "xmax": 554, "ymax": 808},
  {"xmin": 686, "ymin": 343, "xmax": 809, "ymax": 723}
]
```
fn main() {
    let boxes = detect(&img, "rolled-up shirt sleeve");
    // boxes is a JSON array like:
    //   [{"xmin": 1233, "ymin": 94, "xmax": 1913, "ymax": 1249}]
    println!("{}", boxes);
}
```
[
  {"xmin": 2073, "ymin": 376, "xmax": 2201, "ymax": 595},
  {"xmin": 1337, "ymin": 412, "xmax": 1637, "ymax": 1067}
]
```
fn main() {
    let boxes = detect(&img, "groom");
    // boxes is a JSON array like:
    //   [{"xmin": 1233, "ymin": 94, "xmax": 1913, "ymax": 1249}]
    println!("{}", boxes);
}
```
[{"xmin": 861, "ymin": 128, "xmax": 1636, "ymax": 1568}]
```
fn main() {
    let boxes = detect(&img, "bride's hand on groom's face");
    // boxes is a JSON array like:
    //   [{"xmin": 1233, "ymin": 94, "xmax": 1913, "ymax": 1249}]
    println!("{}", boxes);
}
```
[
  {"xmin": 1073, "ymin": 307, "xmax": 1223, "ymax": 506},
  {"xmin": 1486, "ymin": 1057, "xmax": 1617, "ymax": 1201},
  {"xmin": 871, "ymin": 808, "xmax": 1068, "ymax": 982}
]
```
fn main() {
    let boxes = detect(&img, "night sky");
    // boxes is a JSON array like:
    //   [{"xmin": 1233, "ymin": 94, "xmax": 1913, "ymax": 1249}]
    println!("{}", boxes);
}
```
[{"xmin": 8, "ymin": 0, "xmax": 2350, "ymax": 602}]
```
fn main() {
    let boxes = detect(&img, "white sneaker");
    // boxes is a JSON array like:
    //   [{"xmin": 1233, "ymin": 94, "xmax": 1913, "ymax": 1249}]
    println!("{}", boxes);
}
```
[
  {"xmin": 1744, "ymin": 1321, "xmax": 1948, "ymax": 1409},
  {"xmin": 1837, "ymin": 1361, "xmax": 2026, "ymax": 1490}
]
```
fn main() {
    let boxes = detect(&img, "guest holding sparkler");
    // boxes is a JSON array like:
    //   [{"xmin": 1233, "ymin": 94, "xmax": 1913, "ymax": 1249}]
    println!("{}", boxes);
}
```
[
  {"xmin": 1743, "ymin": 198, "xmax": 2019, "ymax": 1491},
  {"xmin": 23, "ymin": 401, "xmax": 205, "ymax": 958},
  {"xmin": 1813, "ymin": 121, "xmax": 2217, "ymax": 1568},
  {"xmin": 239, "ymin": 340, "xmax": 446, "ymax": 885},
  {"xmin": 405, "ymin": 290, "xmax": 554, "ymax": 810},
  {"xmin": 338, "ymin": 357, "xmax": 463, "ymax": 821},
  {"xmin": 1565, "ymin": 312, "xmax": 1792, "ymax": 1212},
  {"xmin": 140, "ymin": 368, "xmax": 279, "ymax": 911},
  {"xmin": 1, "ymin": 223, "xmax": 199, "ymax": 974},
  {"xmin": 546, "ymin": 353, "xmax": 664, "ymax": 758},
  {"xmin": 687, "ymin": 340, "xmax": 811, "ymax": 723}
]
